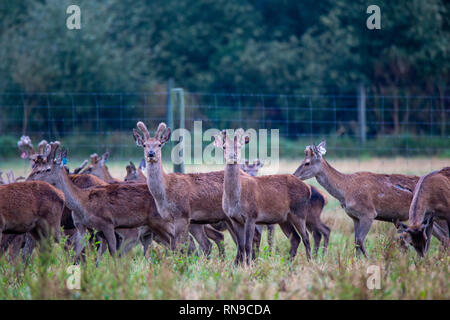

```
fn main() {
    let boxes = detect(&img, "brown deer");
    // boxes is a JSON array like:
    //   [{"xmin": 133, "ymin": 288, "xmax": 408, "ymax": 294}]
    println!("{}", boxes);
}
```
[
  {"xmin": 123, "ymin": 160, "xmax": 226, "ymax": 257},
  {"xmin": 293, "ymin": 140, "xmax": 447, "ymax": 257},
  {"xmin": 124, "ymin": 161, "xmax": 146, "ymax": 183},
  {"xmin": 240, "ymin": 160, "xmax": 275, "ymax": 253},
  {"xmin": 27, "ymin": 141, "xmax": 175, "ymax": 257},
  {"xmin": 397, "ymin": 167, "xmax": 450, "ymax": 256},
  {"xmin": 242, "ymin": 159, "xmax": 331, "ymax": 256},
  {"xmin": 80, "ymin": 152, "xmax": 121, "ymax": 183},
  {"xmin": 214, "ymin": 129, "xmax": 312, "ymax": 264},
  {"xmin": 0, "ymin": 181, "xmax": 65, "ymax": 255},
  {"xmin": 133, "ymin": 121, "xmax": 246, "ymax": 256}
]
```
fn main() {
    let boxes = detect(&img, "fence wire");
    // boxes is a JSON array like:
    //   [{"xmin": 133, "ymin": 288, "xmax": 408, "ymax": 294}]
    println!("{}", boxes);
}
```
[{"xmin": 0, "ymin": 91, "xmax": 448, "ymax": 162}]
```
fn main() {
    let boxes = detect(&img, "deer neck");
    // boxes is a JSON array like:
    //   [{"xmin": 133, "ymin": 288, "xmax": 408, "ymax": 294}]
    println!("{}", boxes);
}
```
[
  {"xmin": 146, "ymin": 159, "xmax": 167, "ymax": 205},
  {"xmin": 57, "ymin": 168, "xmax": 88, "ymax": 214},
  {"xmin": 102, "ymin": 166, "xmax": 117, "ymax": 183},
  {"xmin": 224, "ymin": 162, "xmax": 241, "ymax": 205},
  {"xmin": 315, "ymin": 159, "xmax": 348, "ymax": 204}
]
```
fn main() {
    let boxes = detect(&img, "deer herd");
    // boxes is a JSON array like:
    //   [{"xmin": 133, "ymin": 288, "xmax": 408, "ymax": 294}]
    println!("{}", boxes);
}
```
[{"xmin": 0, "ymin": 122, "xmax": 448, "ymax": 265}]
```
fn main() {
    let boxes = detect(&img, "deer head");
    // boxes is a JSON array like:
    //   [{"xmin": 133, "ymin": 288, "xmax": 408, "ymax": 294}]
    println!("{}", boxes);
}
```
[
  {"xmin": 396, "ymin": 216, "xmax": 434, "ymax": 257},
  {"xmin": 80, "ymin": 152, "xmax": 106, "ymax": 175},
  {"xmin": 17, "ymin": 136, "xmax": 34, "ymax": 159},
  {"xmin": 124, "ymin": 161, "xmax": 139, "ymax": 181},
  {"xmin": 27, "ymin": 141, "xmax": 66, "ymax": 186},
  {"xmin": 133, "ymin": 122, "xmax": 171, "ymax": 164},
  {"xmin": 241, "ymin": 159, "xmax": 263, "ymax": 176},
  {"xmin": 214, "ymin": 129, "xmax": 249, "ymax": 164},
  {"xmin": 293, "ymin": 140, "xmax": 327, "ymax": 180}
]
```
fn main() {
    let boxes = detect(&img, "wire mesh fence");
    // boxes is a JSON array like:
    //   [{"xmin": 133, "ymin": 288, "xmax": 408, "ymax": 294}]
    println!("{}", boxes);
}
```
[{"xmin": 0, "ymin": 91, "xmax": 449, "ymax": 163}]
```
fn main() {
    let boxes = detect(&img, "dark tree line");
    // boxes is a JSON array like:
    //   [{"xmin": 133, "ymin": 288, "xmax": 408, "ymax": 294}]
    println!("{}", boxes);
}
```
[{"xmin": 0, "ymin": 0, "xmax": 448, "ymax": 147}]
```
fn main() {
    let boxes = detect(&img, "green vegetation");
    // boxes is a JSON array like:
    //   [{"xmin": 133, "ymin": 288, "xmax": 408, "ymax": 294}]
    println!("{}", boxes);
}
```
[
  {"xmin": 1, "ymin": 159, "xmax": 448, "ymax": 300},
  {"xmin": 0, "ymin": 1, "xmax": 448, "ymax": 143},
  {"xmin": 0, "ymin": 212, "xmax": 448, "ymax": 300}
]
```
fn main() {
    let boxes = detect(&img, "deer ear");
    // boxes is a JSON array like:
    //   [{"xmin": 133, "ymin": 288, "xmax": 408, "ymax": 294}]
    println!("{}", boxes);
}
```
[
  {"xmin": 102, "ymin": 151, "xmax": 110, "ymax": 161},
  {"xmin": 160, "ymin": 127, "xmax": 171, "ymax": 145},
  {"xmin": 421, "ymin": 216, "xmax": 434, "ymax": 242},
  {"xmin": 100, "ymin": 151, "xmax": 110, "ymax": 166},
  {"xmin": 139, "ymin": 158, "xmax": 146, "ymax": 170},
  {"xmin": 133, "ymin": 129, "xmax": 145, "ymax": 147},
  {"xmin": 90, "ymin": 153, "xmax": 99, "ymax": 164},
  {"xmin": 73, "ymin": 159, "xmax": 88, "ymax": 174},
  {"xmin": 317, "ymin": 140, "xmax": 327, "ymax": 156},
  {"xmin": 255, "ymin": 160, "xmax": 264, "ymax": 169},
  {"xmin": 213, "ymin": 134, "xmax": 223, "ymax": 148},
  {"xmin": 129, "ymin": 161, "xmax": 136, "ymax": 171}
]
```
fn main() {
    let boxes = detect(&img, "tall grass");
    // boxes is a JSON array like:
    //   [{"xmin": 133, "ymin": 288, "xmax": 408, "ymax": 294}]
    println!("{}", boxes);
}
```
[
  {"xmin": 0, "ymin": 158, "xmax": 448, "ymax": 300},
  {"xmin": 0, "ymin": 215, "xmax": 448, "ymax": 300}
]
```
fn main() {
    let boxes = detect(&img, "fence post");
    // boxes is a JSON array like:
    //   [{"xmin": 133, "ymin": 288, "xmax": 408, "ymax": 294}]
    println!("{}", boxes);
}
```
[
  {"xmin": 171, "ymin": 88, "xmax": 185, "ymax": 173},
  {"xmin": 358, "ymin": 83, "xmax": 367, "ymax": 145},
  {"xmin": 166, "ymin": 78, "xmax": 174, "ymax": 131}
]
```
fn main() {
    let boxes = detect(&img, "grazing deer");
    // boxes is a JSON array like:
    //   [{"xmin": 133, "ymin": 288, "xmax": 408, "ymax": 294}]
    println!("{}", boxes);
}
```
[
  {"xmin": 27, "ymin": 142, "xmax": 175, "ymax": 257},
  {"xmin": 0, "ymin": 181, "xmax": 65, "ymax": 255},
  {"xmin": 80, "ymin": 152, "xmax": 121, "ymax": 184},
  {"xmin": 242, "ymin": 159, "xmax": 331, "ymax": 256},
  {"xmin": 397, "ymin": 167, "xmax": 450, "ymax": 256},
  {"xmin": 214, "ymin": 129, "xmax": 312, "ymax": 264},
  {"xmin": 293, "ymin": 140, "xmax": 448, "ymax": 257},
  {"xmin": 133, "ymin": 121, "xmax": 246, "ymax": 255}
]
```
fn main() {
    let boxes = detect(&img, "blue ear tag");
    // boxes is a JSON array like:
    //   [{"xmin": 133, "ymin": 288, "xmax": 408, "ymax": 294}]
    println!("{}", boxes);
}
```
[{"xmin": 62, "ymin": 157, "xmax": 68, "ymax": 165}]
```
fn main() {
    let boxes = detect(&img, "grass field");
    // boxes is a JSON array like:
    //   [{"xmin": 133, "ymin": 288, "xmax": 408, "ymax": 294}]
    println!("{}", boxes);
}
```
[{"xmin": 0, "ymin": 157, "xmax": 449, "ymax": 299}]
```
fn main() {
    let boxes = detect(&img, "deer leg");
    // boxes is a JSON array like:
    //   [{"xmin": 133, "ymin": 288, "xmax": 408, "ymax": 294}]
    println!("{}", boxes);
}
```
[
  {"xmin": 289, "ymin": 214, "xmax": 311, "ymax": 261},
  {"xmin": 312, "ymin": 229, "xmax": 322, "ymax": 257},
  {"xmin": 231, "ymin": 220, "xmax": 246, "ymax": 265},
  {"xmin": 320, "ymin": 223, "xmax": 331, "ymax": 255},
  {"xmin": 0, "ymin": 232, "xmax": 4, "ymax": 256},
  {"xmin": 353, "ymin": 216, "xmax": 374, "ymax": 258},
  {"xmin": 244, "ymin": 218, "xmax": 256, "ymax": 265},
  {"xmin": 138, "ymin": 227, "xmax": 154, "ymax": 256},
  {"xmin": 172, "ymin": 217, "xmax": 191, "ymax": 253},
  {"xmin": 73, "ymin": 225, "xmax": 88, "ymax": 262},
  {"xmin": 116, "ymin": 228, "xmax": 139, "ymax": 256},
  {"xmin": 189, "ymin": 224, "xmax": 212, "ymax": 256},
  {"xmin": 267, "ymin": 224, "xmax": 275, "ymax": 252},
  {"xmin": 279, "ymin": 221, "xmax": 301, "ymax": 259},
  {"xmin": 432, "ymin": 218, "xmax": 449, "ymax": 250},
  {"xmin": 252, "ymin": 225, "xmax": 262, "ymax": 259},
  {"xmin": 204, "ymin": 225, "xmax": 225, "ymax": 259},
  {"xmin": 101, "ymin": 226, "xmax": 117, "ymax": 257},
  {"xmin": 22, "ymin": 233, "xmax": 36, "ymax": 261}
]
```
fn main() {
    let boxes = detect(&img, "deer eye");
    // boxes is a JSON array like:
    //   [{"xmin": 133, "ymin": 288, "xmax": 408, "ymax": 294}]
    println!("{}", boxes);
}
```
[
  {"xmin": 305, "ymin": 162, "xmax": 310, "ymax": 166},
  {"xmin": 159, "ymin": 144, "xmax": 162, "ymax": 147}
]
